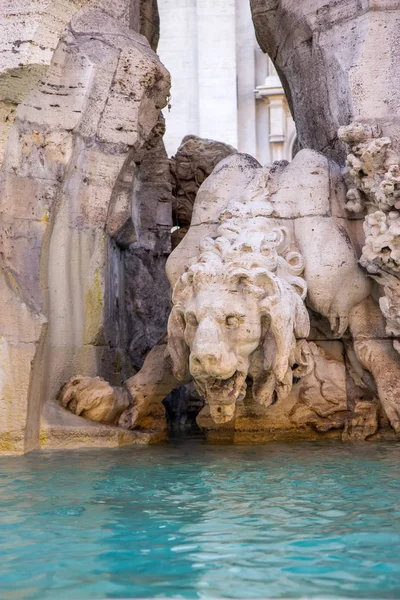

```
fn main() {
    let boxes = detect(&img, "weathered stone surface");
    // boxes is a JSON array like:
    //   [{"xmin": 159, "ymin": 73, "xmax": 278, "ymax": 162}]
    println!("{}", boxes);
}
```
[
  {"xmin": 342, "ymin": 400, "xmax": 379, "ymax": 442},
  {"xmin": 289, "ymin": 342, "xmax": 348, "ymax": 433},
  {"xmin": 0, "ymin": 1, "xmax": 171, "ymax": 454},
  {"xmin": 0, "ymin": 0, "xmax": 160, "ymax": 170},
  {"xmin": 68, "ymin": 149, "xmax": 400, "ymax": 441},
  {"xmin": 40, "ymin": 400, "xmax": 165, "ymax": 450},
  {"xmin": 170, "ymin": 135, "xmax": 236, "ymax": 247},
  {"xmin": 124, "ymin": 249, "xmax": 171, "ymax": 370},
  {"xmin": 161, "ymin": 150, "xmax": 377, "ymax": 436},
  {"xmin": 58, "ymin": 375, "xmax": 131, "ymax": 425},
  {"xmin": 336, "ymin": 122, "xmax": 400, "ymax": 347},
  {"xmin": 6, "ymin": 0, "xmax": 400, "ymax": 448},
  {"xmin": 120, "ymin": 344, "xmax": 176, "ymax": 433},
  {"xmin": 250, "ymin": 2, "xmax": 400, "ymax": 372},
  {"xmin": 250, "ymin": 0, "xmax": 400, "ymax": 165}
]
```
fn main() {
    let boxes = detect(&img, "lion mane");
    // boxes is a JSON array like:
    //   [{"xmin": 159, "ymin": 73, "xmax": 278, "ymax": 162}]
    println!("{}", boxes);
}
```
[{"xmin": 167, "ymin": 212, "xmax": 310, "ymax": 412}]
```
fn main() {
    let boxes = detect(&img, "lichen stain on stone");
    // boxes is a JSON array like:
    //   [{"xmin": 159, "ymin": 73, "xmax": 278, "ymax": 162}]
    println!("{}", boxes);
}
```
[
  {"xmin": 0, "ymin": 434, "xmax": 15, "ymax": 453},
  {"xmin": 39, "ymin": 429, "xmax": 47, "ymax": 447},
  {"xmin": 84, "ymin": 267, "xmax": 105, "ymax": 346},
  {"xmin": 113, "ymin": 350, "xmax": 123, "ymax": 376}
]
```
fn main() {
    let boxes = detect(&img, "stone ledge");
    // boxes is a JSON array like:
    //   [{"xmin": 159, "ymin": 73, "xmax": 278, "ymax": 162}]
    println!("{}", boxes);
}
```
[{"xmin": 39, "ymin": 401, "xmax": 166, "ymax": 451}]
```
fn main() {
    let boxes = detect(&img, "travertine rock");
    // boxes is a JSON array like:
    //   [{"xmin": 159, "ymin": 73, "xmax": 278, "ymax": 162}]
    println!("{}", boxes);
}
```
[
  {"xmin": 250, "ymin": 1, "xmax": 400, "ymax": 372},
  {"xmin": 0, "ymin": 0, "xmax": 86, "ymax": 169},
  {"xmin": 120, "ymin": 344, "xmax": 176, "ymax": 433},
  {"xmin": 161, "ymin": 150, "xmax": 377, "ymax": 435},
  {"xmin": 342, "ymin": 400, "xmax": 379, "ymax": 442},
  {"xmin": 124, "ymin": 249, "xmax": 171, "ymax": 371},
  {"xmin": 250, "ymin": 1, "xmax": 400, "ymax": 164},
  {"xmin": 107, "ymin": 122, "xmax": 173, "ymax": 379},
  {"xmin": 0, "ymin": 0, "xmax": 160, "ymax": 168},
  {"xmin": 6, "ymin": 0, "xmax": 400, "ymax": 448},
  {"xmin": 71, "ymin": 149, "xmax": 400, "ymax": 441},
  {"xmin": 339, "ymin": 123, "xmax": 400, "ymax": 213},
  {"xmin": 167, "ymin": 208, "xmax": 309, "ymax": 423},
  {"xmin": 40, "ymin": 400, "xmax": 165, "ymax": 450},
  {"xmin": 169, "ymin": 135, "xmax": 236, "ymax": 247},
  {"xmin": 0, "ymin": 1, "xmax": 171, "ymax": 454}
]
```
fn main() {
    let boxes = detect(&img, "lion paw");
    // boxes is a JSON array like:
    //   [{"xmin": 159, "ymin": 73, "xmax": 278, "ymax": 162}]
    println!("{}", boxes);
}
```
[{"xmin": 58, "ymin": 375, "xmax": 131, "ymax": 425}]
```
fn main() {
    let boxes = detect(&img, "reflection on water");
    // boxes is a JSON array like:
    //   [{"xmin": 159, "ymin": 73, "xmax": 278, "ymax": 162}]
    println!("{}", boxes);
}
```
[{"xmin": 0, "ymin": 437, "xmax": 399, "ymax": 599}]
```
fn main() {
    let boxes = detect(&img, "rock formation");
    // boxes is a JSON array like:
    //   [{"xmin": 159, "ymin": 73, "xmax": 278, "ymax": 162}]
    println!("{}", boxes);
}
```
[
  {"xmin": 250, "ymin": 0, "xmax": 400, "ymax": 165},
  {"xmin": 169, "ymin": 136, "xmax": 237, "ymax": 247},
  {"xmin": 61, "ymin": 149, "xmax": 400, "ymax": 441},
  {"xmin": 3, "ymin": 0, "xmax": 400, "ymax": 450},
  {"xmin": 0, "ymin": 0, "xmax": 171, "ymax": 453}
]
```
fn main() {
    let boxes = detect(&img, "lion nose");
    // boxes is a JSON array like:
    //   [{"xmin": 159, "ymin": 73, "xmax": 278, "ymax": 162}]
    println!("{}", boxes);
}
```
[
  {"xmin": 190, "ymin": 317, "xmax": 236, "ymax": 378},
  {"xmin": 190, "ymin": 347, "xmax": 236, "ymax": 379},
  {"xmin": 191, "ymin": 351, "xmax": 221, "ymax": 372}
]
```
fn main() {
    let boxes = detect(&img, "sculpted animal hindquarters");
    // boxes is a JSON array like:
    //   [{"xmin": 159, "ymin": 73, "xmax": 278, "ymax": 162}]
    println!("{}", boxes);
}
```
[{"xmin": 60, "ymin": 149, "xmax": 400, "ymax": 438}]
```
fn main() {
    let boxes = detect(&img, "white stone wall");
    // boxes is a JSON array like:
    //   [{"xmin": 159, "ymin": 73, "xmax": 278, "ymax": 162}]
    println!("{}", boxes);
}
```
[
  {"xmin": 196, "ymin": 0, "xmax": 237, "ymax": 147},
  {"xmin": 158, "ymin": 0, "xmax": 237, "ymax": 155},
  {"xmin": 236, "ymin": 0, "xmax": 257, "ymax": 157},
  {"xmin": 158, "ymin": 0, "xmax": 296, "ymax": 162},
  {"xmin": 157, "ymin": 0, "xmax": 198, "ymax": 155}
]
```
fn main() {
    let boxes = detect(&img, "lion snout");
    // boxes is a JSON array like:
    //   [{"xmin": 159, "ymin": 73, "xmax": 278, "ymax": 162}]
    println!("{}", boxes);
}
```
[{"xmin": 189, "ymin": 346, "xmax": 236, "ymax": 379}]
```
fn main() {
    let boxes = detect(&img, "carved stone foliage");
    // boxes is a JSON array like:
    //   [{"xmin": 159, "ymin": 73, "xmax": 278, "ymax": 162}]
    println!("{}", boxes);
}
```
[
  {"xmin": 339, "ymin": 123, "xmax": 400, "ymax": 213},
  {"xmin": 339, "ymin": 122, "xmax": 400, "ymax": 340},
  {"xmin": 361, "ymin": 211, "xmax": 400, "ymax": 275}
]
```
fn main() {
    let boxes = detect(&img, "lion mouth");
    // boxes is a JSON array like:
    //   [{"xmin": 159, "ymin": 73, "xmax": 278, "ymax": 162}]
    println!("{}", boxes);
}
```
[{"xmin": 194, "ymin": 371, "xmax": 247, "ymax": 424}]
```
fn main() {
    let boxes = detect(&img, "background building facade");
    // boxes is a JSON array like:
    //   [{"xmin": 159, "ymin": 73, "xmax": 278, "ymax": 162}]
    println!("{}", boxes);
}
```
[{"xmin": 158, "ymin": 0, "xmax": 296, "ymax": 162}]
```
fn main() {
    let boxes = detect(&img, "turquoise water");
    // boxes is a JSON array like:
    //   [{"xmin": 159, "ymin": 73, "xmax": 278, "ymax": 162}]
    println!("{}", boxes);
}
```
[{"xmin": 0, "ymin": 439, "xmax": 400, "ymax": 600}]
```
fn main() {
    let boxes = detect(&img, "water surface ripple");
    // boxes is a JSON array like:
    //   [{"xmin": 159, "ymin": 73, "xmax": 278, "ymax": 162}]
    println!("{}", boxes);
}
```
[{"xmin": 0, "ymin": 439, "xmax": 399, "ymax": 599}]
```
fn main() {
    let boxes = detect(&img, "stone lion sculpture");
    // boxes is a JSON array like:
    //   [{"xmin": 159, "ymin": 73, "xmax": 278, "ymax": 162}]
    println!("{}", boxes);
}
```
[
  {"xmin": 167, "ymin": 214, "xmax": 310, "ymax": 423},
  {"xmin": 60, "ymin": 149, "xmax": 400, "ymax": 440}
]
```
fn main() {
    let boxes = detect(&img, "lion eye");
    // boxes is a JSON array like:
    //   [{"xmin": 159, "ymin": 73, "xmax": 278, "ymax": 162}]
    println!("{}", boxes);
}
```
[
  {"xmin": 225, "ymin": 315, "xmax": 241, "ymax": 328},
  {"xmin": 185, "ymin": 313, "xmax": 198, "ymax": 327}
]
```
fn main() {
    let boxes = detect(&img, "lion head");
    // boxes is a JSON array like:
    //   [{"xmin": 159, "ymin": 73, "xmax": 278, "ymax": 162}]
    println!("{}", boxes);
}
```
[{"xmin": 167, "ymin": 216, "xmax": 310, "ymax": 424}]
